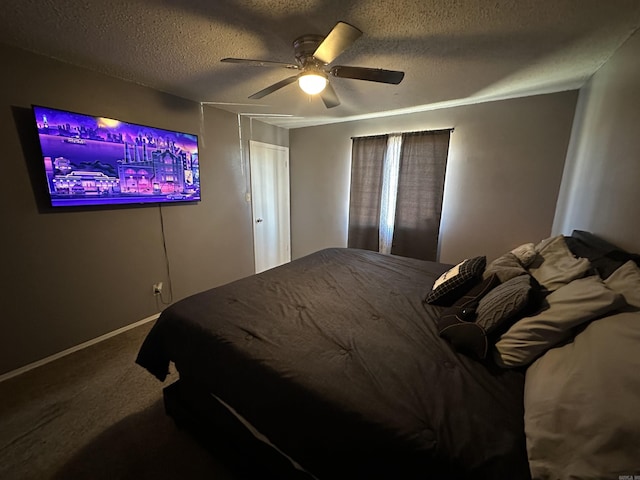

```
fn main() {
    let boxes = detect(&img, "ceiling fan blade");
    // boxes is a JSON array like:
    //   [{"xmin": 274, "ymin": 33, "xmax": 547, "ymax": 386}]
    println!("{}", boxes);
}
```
[
  {"xmin": 221, "ymin": 58, "xmax": 300, "ymax": 70},
  {"xmin": 330, "ymin": 66, "xmax": 405, "ymax": 84},
  {"xmin": 248, "ymin": 75, "xmax": 300, "ymax": 100},
  {"xmin": 313, "ymin": 21, "xmax": 363, "ymax": 65},
  {"xmin": 320, "ymin": 83, "xmax": 340, "ymax": 109}
]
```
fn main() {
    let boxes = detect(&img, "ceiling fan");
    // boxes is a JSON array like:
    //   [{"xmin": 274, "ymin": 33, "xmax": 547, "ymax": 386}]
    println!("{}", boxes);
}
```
[{"xmin": 221, "ymin": 21, "xmax": 405, "ymax": 109}]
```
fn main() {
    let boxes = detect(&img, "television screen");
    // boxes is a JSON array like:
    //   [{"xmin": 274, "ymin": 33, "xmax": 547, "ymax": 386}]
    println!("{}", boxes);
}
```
[{"xmin": 32, "ymin": 105, "xmax": 200, "ymax": 207}]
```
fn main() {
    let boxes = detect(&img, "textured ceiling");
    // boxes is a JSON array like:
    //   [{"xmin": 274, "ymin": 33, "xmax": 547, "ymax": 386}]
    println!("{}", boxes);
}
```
[{"xmin": 2, "ymin": 0, "xmax": 640, "ymax": 128}]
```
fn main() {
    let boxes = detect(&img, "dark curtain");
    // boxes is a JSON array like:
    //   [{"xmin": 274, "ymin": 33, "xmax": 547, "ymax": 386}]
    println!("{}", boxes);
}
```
[
  {"xmin": 391, "ymin": 130, "xmax": 450, "ymax": 261},
  {"xmin": 347, "ymin": 135, "xmax": 388, "ymax": 251}
]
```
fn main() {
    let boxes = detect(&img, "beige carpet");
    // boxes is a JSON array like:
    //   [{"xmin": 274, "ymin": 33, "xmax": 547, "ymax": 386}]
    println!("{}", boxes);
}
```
[{"xmin": 0, "ymin": 322, "xmax": 237, "ymax": 480}]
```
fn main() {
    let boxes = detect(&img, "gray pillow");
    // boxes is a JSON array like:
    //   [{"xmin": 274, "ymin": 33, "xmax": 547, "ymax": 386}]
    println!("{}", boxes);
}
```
[
  {"xmin": 494, "ymin": 275, "xmax": 624, "ymax": 368},
  {"xmin": 476, "ymin": 275, "xmax": 532, "ymax": 332},
  {"xmin": 528, "ymin": 235, "xmax": 590, "ymax": 291},
  {"xmin": 525, "ymin": 310, "xmax": 640, "ymax": 479},
  {"xmin": 510, "ymin": 242, "xmax": 536, "ymax": 267},
  {"xmin": 604, "ymin": 260, "xmax": 640, "ymax": 308},
  {"xmin": 483, "ymin": 252, "xmax": 528, "ymax": 283}
]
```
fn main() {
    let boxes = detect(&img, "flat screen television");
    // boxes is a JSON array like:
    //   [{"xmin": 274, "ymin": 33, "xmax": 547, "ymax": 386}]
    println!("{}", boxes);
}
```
[{"xmin": 32, "ymin": 105, "xmax": 200, "ymax": 207}]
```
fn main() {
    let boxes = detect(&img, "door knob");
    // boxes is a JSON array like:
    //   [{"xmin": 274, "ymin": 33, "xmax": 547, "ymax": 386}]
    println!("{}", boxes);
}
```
[{"xmin": 256, "ymin": 218, "xmax": 263, "ymax": 223}]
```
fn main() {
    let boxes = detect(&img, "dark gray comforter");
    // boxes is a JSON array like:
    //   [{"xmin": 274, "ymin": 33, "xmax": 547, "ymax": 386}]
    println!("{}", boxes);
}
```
[{"xmin": 137, "ymin": 248, "xmax": 529, "ymax": 479}]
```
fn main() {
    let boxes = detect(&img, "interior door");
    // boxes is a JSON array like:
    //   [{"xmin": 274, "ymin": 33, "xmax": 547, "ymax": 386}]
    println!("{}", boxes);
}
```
[{"xmin": 249, "ymin": 141, "xmax": 291, "ymax": 273}]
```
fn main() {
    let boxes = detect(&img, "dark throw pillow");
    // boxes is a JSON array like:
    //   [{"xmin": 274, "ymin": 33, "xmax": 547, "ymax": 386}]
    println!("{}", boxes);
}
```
[
  {"xmin": 436, "ymin": 274, "xmax": 500, "ymax": 359},
  {"xmin": 425, "ymin": 256, "xmax": 486, "ymax": 306}
]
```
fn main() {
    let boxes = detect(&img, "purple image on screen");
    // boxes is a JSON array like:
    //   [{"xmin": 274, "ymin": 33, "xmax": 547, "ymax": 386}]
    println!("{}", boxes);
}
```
[{"xmin": 33, "ymin": 105, "xmax": 200, "ymax": 207}]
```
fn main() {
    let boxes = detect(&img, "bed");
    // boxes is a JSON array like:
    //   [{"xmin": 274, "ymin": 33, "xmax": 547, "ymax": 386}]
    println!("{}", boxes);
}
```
[{"xmin": 136, "ymin": 233, "xmax": 640, "ymax": 479}]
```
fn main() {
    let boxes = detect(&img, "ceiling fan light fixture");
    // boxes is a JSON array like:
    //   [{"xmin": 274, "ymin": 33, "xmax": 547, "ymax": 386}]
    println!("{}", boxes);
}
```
[{"xmin": 298, "ymin": 72, "xmax": 327, "ymax": 95}]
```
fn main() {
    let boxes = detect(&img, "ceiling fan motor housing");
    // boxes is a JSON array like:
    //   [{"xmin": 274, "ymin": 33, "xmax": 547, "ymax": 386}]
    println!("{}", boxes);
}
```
[{"xmin": 293, "ymin": 35, "xmax": 325, "ymax": 68}]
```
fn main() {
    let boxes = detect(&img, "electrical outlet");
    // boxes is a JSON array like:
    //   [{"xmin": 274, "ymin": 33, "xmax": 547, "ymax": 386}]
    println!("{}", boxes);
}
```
[{"xmin": 153, "ymin": 282, "xmax": 163, "ymax": 295}]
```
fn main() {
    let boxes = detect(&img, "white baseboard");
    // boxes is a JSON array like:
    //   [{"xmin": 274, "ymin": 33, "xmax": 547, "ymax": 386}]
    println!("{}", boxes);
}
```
[{"xmin": 0, "ymin": 313, "xmax": 160, "ymax": 384}]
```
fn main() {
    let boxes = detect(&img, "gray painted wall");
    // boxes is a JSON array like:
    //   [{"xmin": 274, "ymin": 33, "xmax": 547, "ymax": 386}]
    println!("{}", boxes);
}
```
[
  {"xmin": 552, "ymin": 30, "xmax": 640, "ymax": 254},
  {"xmin": 0, "ymin": 44, "xmax": 287, "ymax": 375},
  {"xmin": 5, "ymin": 24, "xmax": 638, "ymax": 376},
  {"xmin": 289, "ymin": 92, "xmax": 578, "ymax": 264}
]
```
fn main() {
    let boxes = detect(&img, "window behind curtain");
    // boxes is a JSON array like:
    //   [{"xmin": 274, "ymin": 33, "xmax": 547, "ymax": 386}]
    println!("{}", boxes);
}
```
[
  {"xmin": 378, "ymin": 134, "xmax": 402, "ymax": 254},
  {"xmin": 348, "ymin": 130, "xmax": 450, "ymax": 261}
]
